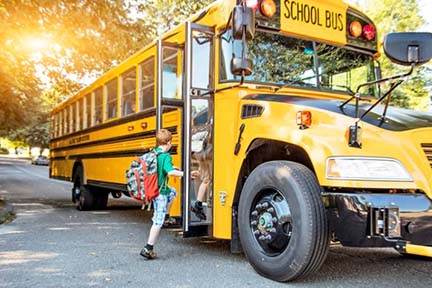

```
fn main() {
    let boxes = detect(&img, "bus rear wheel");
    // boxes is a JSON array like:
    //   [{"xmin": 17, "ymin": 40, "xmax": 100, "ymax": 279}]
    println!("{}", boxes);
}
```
[
  {"xmin": 238, "ymin": 161, "xmax": 329, "ymax": 282},
  {"xmin": 73, "ymin": 166, "xmax": 94, "ymax": 211}
]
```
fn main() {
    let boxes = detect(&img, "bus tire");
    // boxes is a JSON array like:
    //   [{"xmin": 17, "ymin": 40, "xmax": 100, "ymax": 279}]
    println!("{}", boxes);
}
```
[
  {"xmin": 73, "ymin": 166, "xmax": 94, "ymax": 211},
  {"xmin": 238, "ymin": 161, "xmax": 329, "ymax": 282},
  {"xmin": 93, "ymin": 188, "xmax": 109, "ymax": 210}
]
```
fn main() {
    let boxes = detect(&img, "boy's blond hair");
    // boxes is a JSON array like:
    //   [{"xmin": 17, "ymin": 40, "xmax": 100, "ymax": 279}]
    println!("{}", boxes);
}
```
[{"xmin": 156, "ymin": 128, "xmax": 172, "ymax": 146}]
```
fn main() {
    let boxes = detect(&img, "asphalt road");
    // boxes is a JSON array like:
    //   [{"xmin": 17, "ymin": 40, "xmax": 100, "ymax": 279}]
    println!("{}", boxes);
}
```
[{"xmin": 0, "ymin": 157, "xmax": 430, "ymax": 288}]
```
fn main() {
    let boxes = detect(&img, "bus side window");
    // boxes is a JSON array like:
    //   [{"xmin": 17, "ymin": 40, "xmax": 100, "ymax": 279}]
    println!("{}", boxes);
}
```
[
  {"xmin": 85, "ymin": 94, "xmax": 91, "ymax": 128},
  {"xmin": 80, "ymin": 98, "xmax": 84, "ymax": 130},
  {"xmin": 105, "ymin": 78, "xmax": 118, "ymax": 120},
  {"xmin": 70, "ymin": 104, "xmax": 75, "ymax": 133},
  {"xmin": 64, "ymin": 108, "xmax": 69, "ymax": 135},
  {"xmin": 139, "ymin": 56, "xmax": 155, "ymax": 111},
  {"xmin": 121, "ymin": 68, "xmax": 136, "ymax": 116},
  {"xmin": 94, "ymin": 88, "xmax": 103, "ymax": 125}
]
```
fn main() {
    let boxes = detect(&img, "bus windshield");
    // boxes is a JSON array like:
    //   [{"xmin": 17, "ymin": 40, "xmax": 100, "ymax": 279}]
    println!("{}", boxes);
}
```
[{"xmin": 220, "ymin": 30, "xmax": 378, "ymax": 97}]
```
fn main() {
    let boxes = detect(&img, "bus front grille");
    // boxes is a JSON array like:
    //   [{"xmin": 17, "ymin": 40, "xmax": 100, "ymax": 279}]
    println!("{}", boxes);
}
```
[{"xmin": 421, "ymin": 143, "xmax": 432, "ymax": 169}]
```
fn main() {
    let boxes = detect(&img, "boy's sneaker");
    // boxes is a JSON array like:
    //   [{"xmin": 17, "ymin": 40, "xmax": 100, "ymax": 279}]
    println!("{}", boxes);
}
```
[
  {"xmin": 191, "ymin": 203, "xmax": 206, "ymax": 220},
  {"xmin": 140, "ymin": 247, "xmax": 157, "ymax": 260},
  {"xmin": 163, "ymin": 216, "xmax": 176, "ymax": 228}
]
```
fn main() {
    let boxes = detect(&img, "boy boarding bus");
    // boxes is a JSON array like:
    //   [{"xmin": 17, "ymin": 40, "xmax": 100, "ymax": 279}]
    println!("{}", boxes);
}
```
[{"xmin": 50, "ymin": 0, "xmax": 432, "ymax": 281}]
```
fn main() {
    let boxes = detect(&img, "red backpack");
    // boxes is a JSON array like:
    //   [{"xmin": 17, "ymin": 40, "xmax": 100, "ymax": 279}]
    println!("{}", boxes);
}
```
[{"xmin": 125, "ymin": 149, "xmax": 160, "ymax": 202}]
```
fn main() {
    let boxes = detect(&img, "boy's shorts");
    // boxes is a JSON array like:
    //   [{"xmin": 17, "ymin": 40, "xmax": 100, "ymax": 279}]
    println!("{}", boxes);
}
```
[{"xmin": 152, "ymin": 187, "xmax": 177, "ymax": 227}]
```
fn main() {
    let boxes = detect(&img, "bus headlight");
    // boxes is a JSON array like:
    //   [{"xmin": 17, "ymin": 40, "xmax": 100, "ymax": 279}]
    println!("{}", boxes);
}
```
[{"xmin": 326, "ymin": 157, "xmax": 412, "ymax": 181}]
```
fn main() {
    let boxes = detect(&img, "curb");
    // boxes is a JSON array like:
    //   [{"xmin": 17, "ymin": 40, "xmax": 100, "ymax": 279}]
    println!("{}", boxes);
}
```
[{"xmin": 0, "ymin": 199, "xmax": 15, "ymax": 225}]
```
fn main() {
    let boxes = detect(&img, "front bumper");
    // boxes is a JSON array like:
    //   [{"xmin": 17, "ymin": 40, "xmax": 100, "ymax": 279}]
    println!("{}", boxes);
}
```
[{"xmin": 325, "ymin": 192, "xmax": 432, "ymax": 248}]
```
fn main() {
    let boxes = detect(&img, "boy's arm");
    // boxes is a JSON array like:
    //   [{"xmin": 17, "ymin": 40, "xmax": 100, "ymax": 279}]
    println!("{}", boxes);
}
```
[
  {"xmin": 162, "ymin": 154, "xmax": 184, "ymax": 177},
  {"xmin": 168, "ymin": 169, "xmax": 184, "ymax": 177}
]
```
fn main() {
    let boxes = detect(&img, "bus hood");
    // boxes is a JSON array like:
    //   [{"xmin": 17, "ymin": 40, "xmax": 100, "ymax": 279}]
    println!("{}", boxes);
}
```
[{"xmin": 243, "ymin": 94, "xmax": 432, "ymax": 131}]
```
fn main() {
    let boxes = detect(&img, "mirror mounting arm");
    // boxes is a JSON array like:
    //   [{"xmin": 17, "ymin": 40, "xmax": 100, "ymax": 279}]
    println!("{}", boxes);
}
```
[{"xmin": 340, "ymin": 63, "xmax": 415, "ymax": 110}]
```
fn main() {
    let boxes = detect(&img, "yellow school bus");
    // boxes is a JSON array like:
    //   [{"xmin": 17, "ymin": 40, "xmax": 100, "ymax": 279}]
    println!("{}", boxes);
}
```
[{"xmin": 50, "ymin": 0, "xmax": 432, "ymax": 281}]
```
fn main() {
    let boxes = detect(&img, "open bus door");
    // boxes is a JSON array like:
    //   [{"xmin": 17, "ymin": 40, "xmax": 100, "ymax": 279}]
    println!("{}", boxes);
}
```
[
  {"xmin": 156, "ymin": 23, "xmax": 215, "ymax": 237},
  {"xmin": 182, "ymin": 22, "xmax": 215, "ymax": 237}
]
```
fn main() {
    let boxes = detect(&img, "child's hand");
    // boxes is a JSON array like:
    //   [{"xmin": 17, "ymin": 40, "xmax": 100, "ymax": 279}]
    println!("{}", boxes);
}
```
[{"xmin": 191, "ymin": 170, "xmax": 200, "ymax": 179}]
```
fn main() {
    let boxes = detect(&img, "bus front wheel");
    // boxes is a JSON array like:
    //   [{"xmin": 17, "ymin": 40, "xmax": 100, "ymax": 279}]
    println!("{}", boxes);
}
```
[
  {"xmin": 73, "ymin": 166, "xmax": 94, "ymax": 211},
  {"xmin": 238, "ymin": 161, "xmax": 329, "ymax": 282}
]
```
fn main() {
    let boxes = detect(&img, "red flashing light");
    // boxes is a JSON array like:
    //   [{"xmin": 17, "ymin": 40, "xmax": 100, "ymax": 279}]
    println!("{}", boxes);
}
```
[
  {"xmin": 363, "ymin": 24, "xmax": 375, "ymax": 40},
  {"xmin": 245, "ymin": 0, "xmax": 259, "ymax": 11}
]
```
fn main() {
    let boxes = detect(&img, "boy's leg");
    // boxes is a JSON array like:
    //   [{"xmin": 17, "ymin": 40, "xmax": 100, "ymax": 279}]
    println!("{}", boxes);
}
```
[
  {"xmin": 141, "ymin": 194, "xmax": 167, "ymax": 259},
  {"xmin": 164, "ymin": 187, "xmax": 177, "ymax": 226},
  {"xmin": 147, "ymin": 225, "xmax": 161, "ymax": 245},
  {"xmin": 166, "ymin": 187, "xmax": 177, "ymax": 214}
]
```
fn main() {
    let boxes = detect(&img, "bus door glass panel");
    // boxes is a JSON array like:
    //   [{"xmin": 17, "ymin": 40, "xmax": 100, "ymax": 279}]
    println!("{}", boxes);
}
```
[
  {"xmin": 189, "ymin": 28, "xmax": 214, "ymax": 226},
  {"xmin": 162, "ymin": 47, "xmax": 182, "ymax": 100},
  {"xmin": 190, "ymin": 98, "xmax": 213, "ymax": 224}
]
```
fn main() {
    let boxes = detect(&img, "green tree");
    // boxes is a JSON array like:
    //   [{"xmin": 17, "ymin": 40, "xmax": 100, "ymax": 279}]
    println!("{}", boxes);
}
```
[
  {"xmin": 0, "ymin": 0, "xmax": 212, "ymax": 146},
  {"xmin": 363, "ymin": 0, "xmax": 430, "ymax": 109}
]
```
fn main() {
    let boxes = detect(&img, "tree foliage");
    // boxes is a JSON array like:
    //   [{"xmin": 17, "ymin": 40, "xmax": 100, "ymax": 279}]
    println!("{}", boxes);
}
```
[
  {"xmin": 362, "ymin": 0, "xmax": 430, "ymax": 109},
  {"xmin": 0, "ymin": 0, "xmax": 211, "ymax": 146}
]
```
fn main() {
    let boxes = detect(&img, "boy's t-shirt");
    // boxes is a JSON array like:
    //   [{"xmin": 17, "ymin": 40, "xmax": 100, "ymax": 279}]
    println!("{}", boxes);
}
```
[{"xmin": 155, "ymin": 147, "xmax": 174, "ymax": 195}]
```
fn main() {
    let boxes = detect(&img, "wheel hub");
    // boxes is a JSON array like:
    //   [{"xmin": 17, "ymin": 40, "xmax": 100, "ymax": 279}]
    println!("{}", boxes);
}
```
[{"xmin": 250, "ymin": 190, "xmax": 292, "ymax": 254}]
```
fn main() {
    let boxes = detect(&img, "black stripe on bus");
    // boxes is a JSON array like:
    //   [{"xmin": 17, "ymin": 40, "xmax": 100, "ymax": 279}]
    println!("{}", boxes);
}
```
[
  {"xmin": 50, "ymin": 126, "xmax": 178, "ymax": 153},
  {"xmin": 50, "ymin": 146, "xmax": 178, "ymax": 161}
]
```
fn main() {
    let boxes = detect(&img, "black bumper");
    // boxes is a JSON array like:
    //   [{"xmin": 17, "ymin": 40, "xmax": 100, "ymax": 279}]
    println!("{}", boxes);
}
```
[{"xmin": 325, "ymin": 193, "xmax": 432, "ymax": 247}]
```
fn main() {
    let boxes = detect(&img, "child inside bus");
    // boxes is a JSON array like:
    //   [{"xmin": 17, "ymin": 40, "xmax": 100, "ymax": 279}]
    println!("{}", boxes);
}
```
[
  {"xmin": 191, "ymin": 125, "xmax": 212, "ymax": 221},
  {"xmin": 140, "ymin": 129, "xmax": 184, "ymax": 260}
]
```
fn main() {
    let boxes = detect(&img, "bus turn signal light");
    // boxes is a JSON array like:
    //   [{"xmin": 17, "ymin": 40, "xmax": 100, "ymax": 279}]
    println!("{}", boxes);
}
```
[
  {"xmin": 349, "ymin": 21, "xmax": 362, "ymax": 38},
  {"xmin": 260, "ymin": 0, "xmax": 276, "ymax": 17},
  {"xmin": 296, "ymin": 111, "xmax": 312, "ymax": 129}
]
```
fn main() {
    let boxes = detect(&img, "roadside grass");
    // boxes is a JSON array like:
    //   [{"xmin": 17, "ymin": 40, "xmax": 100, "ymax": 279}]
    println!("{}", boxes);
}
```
[{"xmin": 0, "ymin": 199, "xmax": 16, "ymax": 224}]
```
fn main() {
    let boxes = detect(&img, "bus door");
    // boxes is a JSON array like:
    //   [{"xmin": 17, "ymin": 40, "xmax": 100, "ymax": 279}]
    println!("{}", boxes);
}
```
[
  {"xmin": 156, "ymin": 40, "xmax": 185, "ymax": 221},
  {"xmin": 182, "ymin": 22, "xmax": 215, "ymax": 237}
]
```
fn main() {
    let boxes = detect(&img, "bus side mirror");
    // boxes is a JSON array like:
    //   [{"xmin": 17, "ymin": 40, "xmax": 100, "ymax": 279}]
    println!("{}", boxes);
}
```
[
  {"xmin": 383, "ymin": 32, "xmax": 432, "ymax": 66},
  {"xmin": 232, "ymin": 5, "xmax": 255, "ymax": 40},
  {"xmin": 231, "ymin": 57, "xmax": 253, "ymax": 76}
]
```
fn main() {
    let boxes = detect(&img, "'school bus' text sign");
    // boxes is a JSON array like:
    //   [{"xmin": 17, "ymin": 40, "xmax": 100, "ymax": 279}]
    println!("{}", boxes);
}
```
[{"xmin": 280, "ymin": 0, "xmax": 348, "ymax": 44}]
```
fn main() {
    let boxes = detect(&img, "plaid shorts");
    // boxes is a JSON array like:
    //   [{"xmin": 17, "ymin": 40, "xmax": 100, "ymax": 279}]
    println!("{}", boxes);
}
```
[{"xmin": 152, "ymin": 187, "xmax": 177, "ymax": 227}]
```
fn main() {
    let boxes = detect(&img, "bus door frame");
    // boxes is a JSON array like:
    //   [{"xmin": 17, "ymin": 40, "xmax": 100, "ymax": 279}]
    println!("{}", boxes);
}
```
[{"xmin": 182, "ymin": 22, "xmax": 215, "ymax": 237}]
